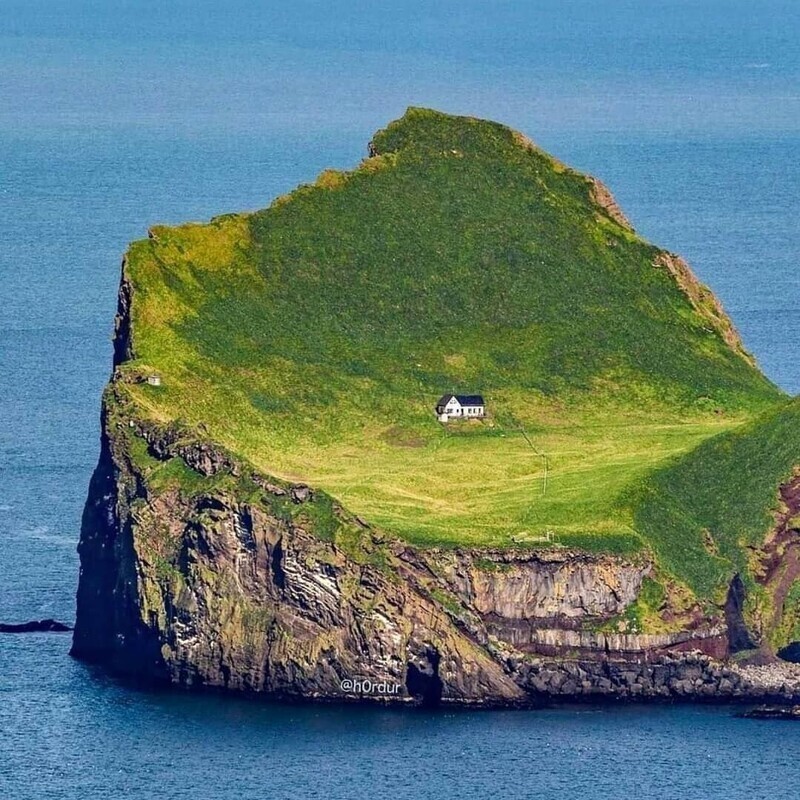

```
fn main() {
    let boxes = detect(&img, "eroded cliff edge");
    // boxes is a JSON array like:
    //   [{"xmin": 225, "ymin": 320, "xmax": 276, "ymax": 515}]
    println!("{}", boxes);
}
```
[{"xmin": 71, "ymin": 380, "xmax": 800, "ymax": 706}]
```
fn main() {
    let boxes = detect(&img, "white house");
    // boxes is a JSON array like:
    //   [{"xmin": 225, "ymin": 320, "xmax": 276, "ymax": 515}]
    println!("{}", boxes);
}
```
[{"xmin": 436, "ymin": 394, "xmax": 485, "ymax": 421}]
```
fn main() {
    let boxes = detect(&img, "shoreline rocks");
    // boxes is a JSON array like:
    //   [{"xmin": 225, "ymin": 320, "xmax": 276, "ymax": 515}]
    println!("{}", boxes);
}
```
[
  {"xmin": 0, "ymin": 618, "xmax": 73, "ymax": 633},
  {"xmin": 738, "ymin": 705, "xmax": 800, "ymax": 720},
  {"xmin": 514, "ymin": 654, "xmax": 800, "ymax": 703}
]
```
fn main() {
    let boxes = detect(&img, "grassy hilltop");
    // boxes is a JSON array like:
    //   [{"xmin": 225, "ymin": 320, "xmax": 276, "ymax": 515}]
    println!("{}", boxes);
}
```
[{"xmin": 118, "ymin": 108, "xmax": 800, "ymax": 601}]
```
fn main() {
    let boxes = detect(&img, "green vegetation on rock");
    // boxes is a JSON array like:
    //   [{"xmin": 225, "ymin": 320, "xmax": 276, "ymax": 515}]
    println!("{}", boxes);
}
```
[
  {"xmin": 628, "ymin": 398, "xmax": 800, "ymax": 597},
  {"xmin": 114, "ymin": 107, "xmax": 799, "ymax": 607}
]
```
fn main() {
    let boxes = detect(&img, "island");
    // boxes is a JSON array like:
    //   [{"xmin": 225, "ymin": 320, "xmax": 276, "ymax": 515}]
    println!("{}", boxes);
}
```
[{"xmin": 72, "ymin": 108, "xmax": 800, "ymax": 706}]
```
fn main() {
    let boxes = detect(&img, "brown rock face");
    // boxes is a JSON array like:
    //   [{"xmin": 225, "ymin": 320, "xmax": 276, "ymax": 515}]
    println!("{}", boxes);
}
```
[
  {"xmin": 467, "ymin": 554, "xmax": 646, "ymax": 620},
  {"xmin": 588, "ymin": 177, "xmax": 634, "ymax": 230},
  {"xmin": 71, "ymin": 405, "xmax": 524, "ymax": 706}
]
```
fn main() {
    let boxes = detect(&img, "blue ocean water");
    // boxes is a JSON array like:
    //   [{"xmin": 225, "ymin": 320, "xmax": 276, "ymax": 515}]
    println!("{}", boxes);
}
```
[{"xmin": 1, "ymin": 1, "xmax": 800, "ymax": 797}]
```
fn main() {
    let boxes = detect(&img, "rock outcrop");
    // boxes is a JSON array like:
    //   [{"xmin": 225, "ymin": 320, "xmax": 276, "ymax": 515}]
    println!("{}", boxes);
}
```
[
  {"xmin": 653, "ymin": 251, "xmax": 754, "ymax": 365},
  {"xmin": 588, "ymin": 177, "xmax": 634, "ymax": 230},
  {"xmin": 0, "ymin": 619, "xmax": 72, "ymax": 633},
  {"xmin": 72, "ymin": 404, "xmax": 525, "ymax": 705}
]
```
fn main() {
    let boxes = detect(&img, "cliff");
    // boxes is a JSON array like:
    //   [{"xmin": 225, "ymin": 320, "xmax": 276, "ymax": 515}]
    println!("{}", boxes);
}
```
[
  {"xmin": 72, "ymin": 391, "xmax": 800, "ymax": 704},
  {"xmin": 72, "ymin": 109, "xmax": 800, "ymax": 705}
]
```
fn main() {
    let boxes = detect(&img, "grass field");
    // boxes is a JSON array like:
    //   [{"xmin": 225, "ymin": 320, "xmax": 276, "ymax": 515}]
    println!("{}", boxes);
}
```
[
  {"xmin": 277, "ymin": 415, "xmax": 740, "ymax": 553},
  {"xmin": 117, "ymin": 108, "xmax": 799, "ymax": 602},
  {"xmin": 131, "ymin": 376, "xmax": 740, "ymax": 552}
]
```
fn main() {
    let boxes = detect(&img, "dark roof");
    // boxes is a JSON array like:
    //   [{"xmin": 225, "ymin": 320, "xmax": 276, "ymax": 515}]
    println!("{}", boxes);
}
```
[{"xmin": 436, "ymin": 394, "xmax": 485, "ymax": 407}]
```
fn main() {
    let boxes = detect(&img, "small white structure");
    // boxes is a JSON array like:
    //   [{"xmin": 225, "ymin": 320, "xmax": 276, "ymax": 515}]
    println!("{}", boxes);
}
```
[
  {"xmin": 436, "ymin": 394, "xmax": 485, "ymax": 421},
  {"xmin": 146, "ymin": 374, "xmax": 162, "ymax": 386}
]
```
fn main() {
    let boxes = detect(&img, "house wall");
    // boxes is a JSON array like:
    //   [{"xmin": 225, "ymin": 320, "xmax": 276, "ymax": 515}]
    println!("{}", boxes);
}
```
[{"xmin": 439, "ymin": 402, "xmax": 485, "ymax": 419}]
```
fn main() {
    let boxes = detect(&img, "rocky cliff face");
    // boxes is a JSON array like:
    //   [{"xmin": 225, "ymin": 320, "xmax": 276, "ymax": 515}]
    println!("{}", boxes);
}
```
[
  {"xmin": 72, "ymin": 382, "xmax": 800, "ymax": 706},
  {"xmin": 72, "ymin": 397, "xmax": 525, "ymax": 705}
]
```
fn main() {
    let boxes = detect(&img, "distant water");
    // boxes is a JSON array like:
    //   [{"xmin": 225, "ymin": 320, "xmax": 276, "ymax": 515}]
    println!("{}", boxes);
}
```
[{"xmin": 1, "ymin": 1, "xmax": 800, "ymax": 797}]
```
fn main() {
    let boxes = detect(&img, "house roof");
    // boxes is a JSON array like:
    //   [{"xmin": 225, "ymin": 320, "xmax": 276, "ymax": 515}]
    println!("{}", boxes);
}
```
[{"xmin": 436, "ymin": 394, "xmax": 485, "ymax": 407}]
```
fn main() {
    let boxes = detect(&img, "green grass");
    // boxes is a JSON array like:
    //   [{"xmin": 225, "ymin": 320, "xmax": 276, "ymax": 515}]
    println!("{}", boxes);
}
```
[
  {"xmin": 772, "ymin": 580, "xmax": 800, "ymax": 650},
  {"xmin": 595, "ymin": 576, "xmax": 669, "ymax": 634},
  {"xmin": 115, "ymin": 108, "xmax": 798, "ymax": 603},
  {"xmin": 627, "ymin": 398, "xmax": 800, "ymax": 598}
]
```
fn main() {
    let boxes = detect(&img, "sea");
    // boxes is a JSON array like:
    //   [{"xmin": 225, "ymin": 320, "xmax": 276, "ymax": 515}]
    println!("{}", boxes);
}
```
[{"xmin": 2, "ymin": 1, "xmax": 800, "ymax": 797}]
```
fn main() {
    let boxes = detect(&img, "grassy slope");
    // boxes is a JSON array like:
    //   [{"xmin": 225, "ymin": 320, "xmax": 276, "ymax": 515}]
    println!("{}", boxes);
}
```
[
  {"xmin": 628, "ymin": 398, "xmax": 800, "ymax": 598},
  {"xmin": 118, "ymin": 108, "xmax": 798, "ymax": 601}
]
